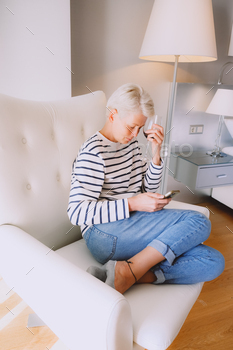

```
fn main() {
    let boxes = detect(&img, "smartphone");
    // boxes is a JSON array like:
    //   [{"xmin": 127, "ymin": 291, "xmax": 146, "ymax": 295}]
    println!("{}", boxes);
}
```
[{"xmin": 163, "ymin": 190, "xmax": 180, "ymax": 199}]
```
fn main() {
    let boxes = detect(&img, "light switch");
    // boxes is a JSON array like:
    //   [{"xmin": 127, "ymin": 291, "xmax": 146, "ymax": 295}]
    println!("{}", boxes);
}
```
[{"xmin": 197, "ymin": 125, "xmax": 203, "ymax": 133}]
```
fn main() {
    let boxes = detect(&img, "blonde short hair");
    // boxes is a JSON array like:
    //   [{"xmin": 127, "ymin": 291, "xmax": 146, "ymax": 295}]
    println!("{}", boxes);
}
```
[{"xmin": 106, "ymin": 83, "xmax": 154, "ymax": 119}]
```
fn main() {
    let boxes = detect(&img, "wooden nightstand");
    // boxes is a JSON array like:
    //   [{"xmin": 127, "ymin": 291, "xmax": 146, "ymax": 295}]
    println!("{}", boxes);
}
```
[{"xmin": 169, "ymin": 151, "xmax": 233, "ymax": 190}]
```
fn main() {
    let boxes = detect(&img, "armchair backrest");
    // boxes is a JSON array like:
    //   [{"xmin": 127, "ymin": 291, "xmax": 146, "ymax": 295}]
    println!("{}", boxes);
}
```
[{"xmin": 0, "ymin": 92, "xmax": 106, "ymax": 249}]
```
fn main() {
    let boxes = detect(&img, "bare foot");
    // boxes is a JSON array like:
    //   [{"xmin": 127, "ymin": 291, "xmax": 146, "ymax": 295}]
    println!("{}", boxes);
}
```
[
  {"xmin": 114, "ymin": 261, "xmax": 136, "ymax": 294},
  {"xmin": 136, "ymin": 270, "xmax": 157, "ymax": 284},
  {"xmin": 113, "ymin": 262, "xmax": 157, "ymax": 293}
]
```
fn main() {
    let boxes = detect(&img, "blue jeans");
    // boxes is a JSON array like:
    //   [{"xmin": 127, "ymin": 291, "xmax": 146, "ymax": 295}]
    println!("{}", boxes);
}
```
[{"xmin": 83, "ymin": 209, "xmax": 225, "ymax": 284}]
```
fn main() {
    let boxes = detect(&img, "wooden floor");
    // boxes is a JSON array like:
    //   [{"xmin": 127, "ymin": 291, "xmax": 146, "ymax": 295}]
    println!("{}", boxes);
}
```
[
  {"xmin": 169, "ymin": 197, "xmax": 233, "ymax": 350},
  {"xmin": 0, "ymin": 197, "xmax": 232, "ymax": 350},
  {"xmin": 0, "ymin": 286, "xmax": 59, "ymax": 350}
]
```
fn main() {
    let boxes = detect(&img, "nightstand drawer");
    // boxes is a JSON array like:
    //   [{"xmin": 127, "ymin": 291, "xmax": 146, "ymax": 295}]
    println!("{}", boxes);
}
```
[{"xmin": 197, "ymin": 165, "xmax": 233, "ymax": 188}]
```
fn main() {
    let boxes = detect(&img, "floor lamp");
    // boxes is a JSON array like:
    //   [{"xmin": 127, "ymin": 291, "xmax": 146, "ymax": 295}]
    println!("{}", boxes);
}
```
[
  {"xmin": 218, "ymin": 24, "xmax": 233, "ymax": 84},
  {"xmin": 139, "ymin": 0, "xmax": 217, "ymax": 194}
]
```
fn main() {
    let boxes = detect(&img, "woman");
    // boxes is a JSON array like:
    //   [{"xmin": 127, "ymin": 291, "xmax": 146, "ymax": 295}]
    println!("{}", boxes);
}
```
[{"xmin": 67, "ymin": 83, "xmax": 224, "ymax": 294}]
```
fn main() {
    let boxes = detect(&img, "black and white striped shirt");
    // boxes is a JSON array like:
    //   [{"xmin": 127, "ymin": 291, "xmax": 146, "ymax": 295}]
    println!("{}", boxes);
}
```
[{"xmin": 67, "ymin": 131, "xmax": 163, "ymax": 236}]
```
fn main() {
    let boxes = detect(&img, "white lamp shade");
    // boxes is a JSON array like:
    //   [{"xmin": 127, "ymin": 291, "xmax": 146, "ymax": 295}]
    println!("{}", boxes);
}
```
[
  {"xmin": 206, "ymin": 89, "xmax": 233, "ymax": 117},
  {"xmin": 139, "ymin": 0, "xmax": 217, "ymax": 62},
  {"xmin": 228, "ymin": 24, "xmax": 233, "ymax": 56}
]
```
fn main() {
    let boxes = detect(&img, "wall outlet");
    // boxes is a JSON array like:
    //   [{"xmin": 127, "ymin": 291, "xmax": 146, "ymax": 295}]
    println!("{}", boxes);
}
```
[
  {"xmin": 189, "ymin": 125, "xmax": 204, "ymax": 134},
  {"xmin": 190, "ymin": 125, "xmax": 196, "ymax": 134}
]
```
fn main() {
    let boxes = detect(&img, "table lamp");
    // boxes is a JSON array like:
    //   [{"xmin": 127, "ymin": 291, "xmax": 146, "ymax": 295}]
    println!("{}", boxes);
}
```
[
  {"xmin": 206, "ymin": 89, "xmax": 233, "ymax": 157},
  {"xmin": 139, "ymin": 0, "xmax": 217, "ymax": 193}
]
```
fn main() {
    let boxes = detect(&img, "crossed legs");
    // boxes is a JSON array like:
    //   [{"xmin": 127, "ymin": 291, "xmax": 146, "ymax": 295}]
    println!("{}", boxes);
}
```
[{"xmin": 85, "ymin": 209, "xmax": 225, "ymax": 293}]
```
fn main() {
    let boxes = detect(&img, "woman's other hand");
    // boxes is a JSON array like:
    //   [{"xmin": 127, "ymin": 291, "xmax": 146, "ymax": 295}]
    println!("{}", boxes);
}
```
[{"xmin": 145, "ymin": 124, "xmax": 164, "ymax": 165}]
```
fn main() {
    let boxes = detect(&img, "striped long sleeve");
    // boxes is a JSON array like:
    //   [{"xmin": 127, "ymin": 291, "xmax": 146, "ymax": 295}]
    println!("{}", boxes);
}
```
[
  {"xmin": 142, "ymin": 160, "xmax": 163, "ymax": 192},
  {"xmin": 67, "ymin": 132, "xmax": 163, "ymax": 236},
  {"xmin": 67, "ymin": 150, "xmax": 130, "ymax": 235}
]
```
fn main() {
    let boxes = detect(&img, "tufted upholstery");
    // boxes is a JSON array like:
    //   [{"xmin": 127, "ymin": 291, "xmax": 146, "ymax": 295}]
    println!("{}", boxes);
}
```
[
  {"xmin": 0, "ymin": 92, "xmax": 106, "ymax": 249},
  {"xmin": 0, "ymin": 92, "xmax": 207, "ymax": 350}
]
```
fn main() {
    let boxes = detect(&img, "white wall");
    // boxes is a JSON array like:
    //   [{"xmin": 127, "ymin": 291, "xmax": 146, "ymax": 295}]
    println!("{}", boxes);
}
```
[
  {"xmin": 70, "ymin": 0, "xmax": 172, "ymax": 124},
  {"xmin": 0, "ymin": 0, "xmax": 71, "ymax": 100},
  {"xmin": 70, "ymin": 0, "xmax": 233, "ymax": 202}
]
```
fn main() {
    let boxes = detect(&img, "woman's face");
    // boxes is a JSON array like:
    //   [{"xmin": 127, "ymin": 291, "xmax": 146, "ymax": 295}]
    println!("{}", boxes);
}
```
[{"xmin": 113, "ymin": 111, "xmax": 147, "ymax": 144}]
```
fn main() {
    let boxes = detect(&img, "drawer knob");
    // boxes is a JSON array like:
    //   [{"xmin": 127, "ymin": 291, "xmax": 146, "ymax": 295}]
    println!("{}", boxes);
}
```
[{"xmin": 216, "ymin": 174, "xmax": 227, "ymax": 178}]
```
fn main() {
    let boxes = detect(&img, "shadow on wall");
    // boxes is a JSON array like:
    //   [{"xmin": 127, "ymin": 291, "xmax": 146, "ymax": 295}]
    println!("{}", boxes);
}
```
[
  {"xmin": 70, "ymin": 0, "xmax": 109, "ymax": 96},
  {"xmin": 170, "ymin": 83, "xmax": 233, "ymax": 153},
  {"xmin": 70, "ymin": 0, "xmax": 156, "ymax": 96}
]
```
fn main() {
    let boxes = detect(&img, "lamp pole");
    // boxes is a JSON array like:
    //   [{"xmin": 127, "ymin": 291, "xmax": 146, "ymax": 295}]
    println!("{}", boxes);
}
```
[{"xmin": 160, "ymin": 55, "xmax": 180, "ymax": 194}]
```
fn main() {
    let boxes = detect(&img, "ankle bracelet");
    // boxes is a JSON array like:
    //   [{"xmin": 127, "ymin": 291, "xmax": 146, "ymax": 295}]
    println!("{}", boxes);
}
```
[{"xmin": 125, "ymin": 260, "xmax": 137, "ymax": 283}]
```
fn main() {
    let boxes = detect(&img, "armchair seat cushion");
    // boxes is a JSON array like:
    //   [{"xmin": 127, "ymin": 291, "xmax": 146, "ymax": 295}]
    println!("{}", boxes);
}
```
[
  {"xmin": 57, "ymin": 239, "xmax": 203, "ymax": 350},
  {"xmin": 56, "ymin": 200, "xmax": 206, "ymax": 350}
]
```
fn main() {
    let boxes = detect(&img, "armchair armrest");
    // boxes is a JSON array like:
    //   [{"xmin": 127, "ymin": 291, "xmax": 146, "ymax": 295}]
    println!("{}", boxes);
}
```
[
  {"xmin": 166, "ymin": 200, "xmax": 210, "ymax": 218},
  {"xmin": 0, "ymin": 225, "xmax": 133, "ymax": 350}
]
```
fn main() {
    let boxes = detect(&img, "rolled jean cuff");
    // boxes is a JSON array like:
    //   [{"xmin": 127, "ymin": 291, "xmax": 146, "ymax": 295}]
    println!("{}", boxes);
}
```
[
  {"xmin": 152, "ymin": 268, "xmax": 165, "ymax": 284},
  {"xmin": 147, "ymin": 239, "xmax": 175, "ymax": 265}
]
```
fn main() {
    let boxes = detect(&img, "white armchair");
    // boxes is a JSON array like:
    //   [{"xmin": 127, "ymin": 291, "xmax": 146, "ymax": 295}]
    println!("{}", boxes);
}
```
[{"xmin": 0, "ymin": 92, "xmax": 208, "ymax": 350}]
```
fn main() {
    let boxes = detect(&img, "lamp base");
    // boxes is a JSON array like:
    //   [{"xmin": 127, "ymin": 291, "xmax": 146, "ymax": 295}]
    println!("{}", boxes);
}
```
[{"xmin": 206, "ymin": 150, "xmax": 227, "ymax": 158}]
